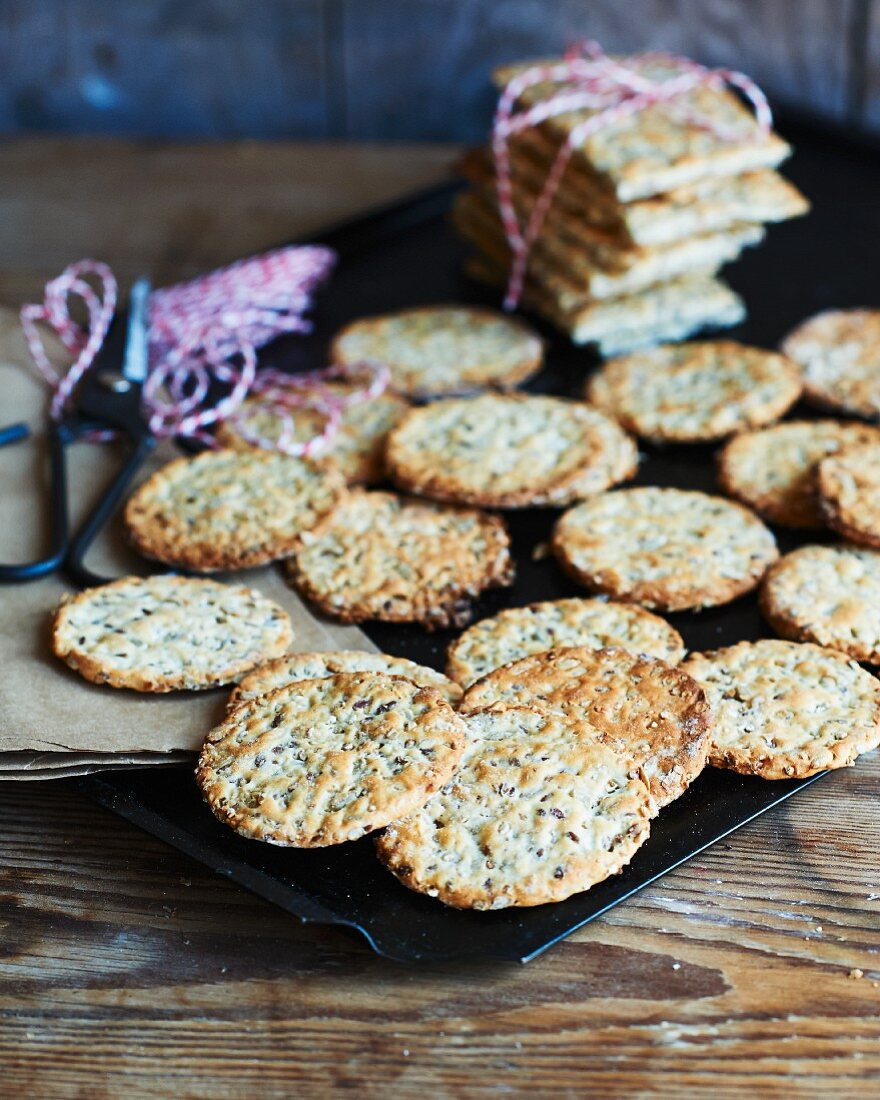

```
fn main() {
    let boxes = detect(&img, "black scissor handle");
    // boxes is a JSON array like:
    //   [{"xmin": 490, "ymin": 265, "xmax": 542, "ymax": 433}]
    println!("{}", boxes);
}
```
[
  {"xmin": 0, "ymin": 420, "xmax": 71, "ymax": 582},
  {"xmin": 0, "ymin": 419, "xmax": 157, "ymax": 587},
  {"xmin": 65, "ymin": 432, "xmax": 156, "ymax": 588}
]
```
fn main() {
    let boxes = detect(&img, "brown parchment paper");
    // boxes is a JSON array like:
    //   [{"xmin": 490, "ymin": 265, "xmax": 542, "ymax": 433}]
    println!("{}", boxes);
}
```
[{"xmin": 0, "ymin": 307, "xmax": 376, "ymax": 762}]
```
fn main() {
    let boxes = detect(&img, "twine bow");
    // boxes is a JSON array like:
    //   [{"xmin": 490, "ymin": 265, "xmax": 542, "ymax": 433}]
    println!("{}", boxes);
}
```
[{"xmin": 19, "ymin": 246, "xmax": 387, "ymax": 454}]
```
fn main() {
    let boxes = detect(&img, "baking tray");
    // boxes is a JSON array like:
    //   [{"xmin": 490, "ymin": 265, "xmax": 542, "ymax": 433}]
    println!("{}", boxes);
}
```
[{"xmin": 77, "ymin": 118, "xmax": 879, "ymax": 963}]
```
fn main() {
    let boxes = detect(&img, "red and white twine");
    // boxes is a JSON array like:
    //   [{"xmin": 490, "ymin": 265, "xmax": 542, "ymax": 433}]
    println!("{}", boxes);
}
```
[
  {"xmin": 19, "ymin": 245, "xmax": 387, "ymax": 454},
  {"xmin": 491, "ymin": 39, "xmax": 773, "ymax": 310}
]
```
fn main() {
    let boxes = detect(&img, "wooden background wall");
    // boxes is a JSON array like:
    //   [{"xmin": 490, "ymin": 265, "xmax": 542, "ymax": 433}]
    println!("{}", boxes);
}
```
[{"xmin": 1, "ymin": 0, "xmax": 878, "ymax": 141}]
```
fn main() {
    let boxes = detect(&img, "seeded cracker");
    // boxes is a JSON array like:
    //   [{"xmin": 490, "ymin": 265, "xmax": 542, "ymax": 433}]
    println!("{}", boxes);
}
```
[
  {"xmin": 330, "ymin": 306, "xmax": 543, "ymax": 398},
  {"xmin": 493, "ymin": 56, "xmax": 790, "ymax": 202},
  {"xmin": 215, "ymin": 389, "xmax": 410, "ymax": 484},
  {"xmin": 124, "ymin": 449, "xmax": 345, "ymax": 572},
  {"xmin": 782, "ymin": 309, "xmax": 880, "ymax": 419},
  {"xmin": 553, "ymin": 487, "xmax": 778, "ymax": 612},
  {"xmin": 458, "ymin": 146, "xmax": 807, "ymax": 248},
  {"xmin": 446, "ymin": 597, "xmax": 685, "ymax": 687},
  {"xmin": 51, "ymin": 575, "xmax": 293, "ymax": 692},
  {"xmin": 760, "ymin": 544, "xmax": 880, "ymax": 663},
  {"xmin": 684, "ymin": 639, "xmax": 880, "ymax": 779},
  {"xmin": 717, "ymin": 420, "xmax": 880, "ymax": 529},
  {"xmin": 385, "ymin": 394, "xmax": 637, "ymax": 508},
  {"xmin": 288, "ymin": 490, "xmax": 514, "ymax": 630},
  {"xmin": 229, "ymin": 650, "xmax": 462, "ymax": 710},
  {"xmin": 459, "ymin": 646, "xmax": 711, "ymax": 810},
  {"xmin": 817, "ymin": 442, "xmax": 880, "ymax": 547},
  {"xmin": 198, "ymin": 672, "xmax": 466, "ymax": 846},
  {"xmin": 376, "ymin": 706, "xmax": 652, "ymax": 909},
  {"xmin": 586, "ymin": 341, "xmax": 801, "ymax": 443}
]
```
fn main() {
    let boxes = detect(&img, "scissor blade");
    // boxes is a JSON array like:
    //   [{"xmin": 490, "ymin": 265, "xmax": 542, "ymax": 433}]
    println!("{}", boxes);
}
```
[{"xmin": 122, "ymin": 277, "xmax": 151, "ymax": 383}]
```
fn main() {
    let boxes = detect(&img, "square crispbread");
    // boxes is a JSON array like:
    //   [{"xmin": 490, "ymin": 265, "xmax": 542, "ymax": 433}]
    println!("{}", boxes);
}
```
[
  {"xmin": 458, "ymin": 147, "xmax": 808, "ymax": 251},
  {"xmin": 464, "ymin": 256, "xmax": 745, "ymax": 350},
  {"xmin": 453, "ymin": 179, "xmax": 770, "ymax": 275},
  {"xmin": 492, "ymin": 56, "xmax": 790, "ymax": 201},
  {"xmin": 506, "ymin": 126, "xmax": 798, "ymax": 224},
  {"xmin": 453, "ymin": 191, "xmax": 764, "ymax": 303}
]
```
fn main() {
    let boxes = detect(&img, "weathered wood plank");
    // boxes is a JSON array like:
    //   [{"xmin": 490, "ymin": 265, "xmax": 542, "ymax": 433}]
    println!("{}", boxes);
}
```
[
  {"xmin": 0, "ymin": 757, "xmax": 877, "ymax": 1095},
  {"xmin": 0, "ymin": 0, "xmax": 330, "ymax": 138},
  {"xmin": 340, "ymin": 0, "xmax": 857, "ymax": 141},
  {"xmin": 0, "ymin": 0, "xmax": 865, "ymax": 141},
  {"xmin": 0, "ymin": 137, "xmax": 458, "ymax": 306}
]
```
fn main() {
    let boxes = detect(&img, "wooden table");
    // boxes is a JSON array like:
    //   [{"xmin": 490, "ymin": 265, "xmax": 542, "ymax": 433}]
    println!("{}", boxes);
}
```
[{"xmin": 1, "ymin": 139, "xmax": 878, "ymax": 1098}]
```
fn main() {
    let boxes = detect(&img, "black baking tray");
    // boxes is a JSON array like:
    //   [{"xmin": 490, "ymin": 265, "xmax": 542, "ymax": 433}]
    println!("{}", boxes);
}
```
[{"xmin": 76, "ymin": 117, "xmax": 880, "ymax": 963}]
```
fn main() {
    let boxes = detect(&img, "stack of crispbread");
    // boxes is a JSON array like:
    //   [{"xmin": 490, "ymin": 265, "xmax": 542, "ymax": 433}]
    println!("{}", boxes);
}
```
[{"xmin": 455, "ymin": 55, "xmax": 809, "ymax": 354}]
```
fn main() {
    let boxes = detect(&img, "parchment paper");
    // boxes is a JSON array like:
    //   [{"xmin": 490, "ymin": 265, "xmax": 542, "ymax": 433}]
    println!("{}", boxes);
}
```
[{"xmin": 0, "ymin": 307, "xmax": 376, "ymax": 770}]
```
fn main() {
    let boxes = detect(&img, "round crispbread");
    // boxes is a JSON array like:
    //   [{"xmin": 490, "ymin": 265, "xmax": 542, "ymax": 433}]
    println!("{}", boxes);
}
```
[
  {"xmin": 124, "ymin": 449, "xmax": 345, "ymax": 572},
  {"xmin": 781, "ymin": 309, "xmax": 880, "ymax": 419},
  {"xmin": 376, "ymin": 706, "xmax": 652, "ymax": 909},
  {"xmin": 197, "ymin": 672, "xmax": 466, "ymax": 847},
  {"xmin": 816, "ymin": 442, "xmax": 880, "ymax": 547},
  {"xmin": 287, "ymin": 490, "xmax": 514, "ymax": 630},
  {"xmin": 717, "ymin": 420, "xmax": 880, "ymax": 529},
  {"xmin": 228, "ymin": 650, "xmax": 461, "ymax": 710},
  {"xmin": 330, "ymin": 306, "xmax": 543, "ymax": 397},
  {"xmin": 552, "ymin": 487, "xmax": 778, "ymax": 612},
  {"xmin": 760, "ymin": 543, "xmax": 880, "ymax": 663},
  {"xmin": 585, "ymin": 340, "xmax": 801, "ymax": 443},
  {"xmin": 51, "ymin": 575, "xmax": 293, "ymax": 692},
  {"xmin": 385, "ymin": 393, "xmax": 637, "ymax": 508},
  {"xmin": 215, "ymin": 388, "xmax": 410, "ymax": 485},
  {"xmin": 684, "ymin": 639, "xmax": 880, "ymax": 778},
  {"xmin": 459, "ymin": 646, "xmax": 711, "ymax": 810},
  {"xmin": 445, "ymin": 597, "xmax": 685, "ymax": 687}
]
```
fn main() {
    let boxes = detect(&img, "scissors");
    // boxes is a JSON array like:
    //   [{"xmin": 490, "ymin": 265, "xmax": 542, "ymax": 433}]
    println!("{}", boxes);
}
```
[{"xmin": 0, "ymin": 278, "xmax": 157, "ymax": 587}]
